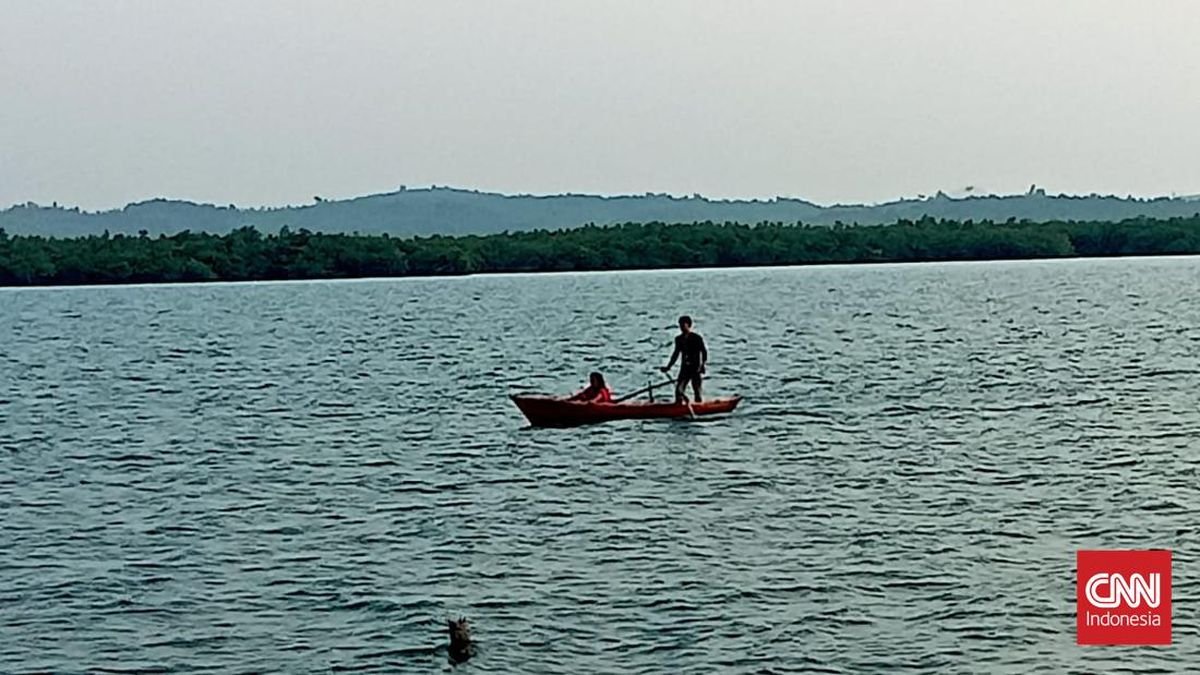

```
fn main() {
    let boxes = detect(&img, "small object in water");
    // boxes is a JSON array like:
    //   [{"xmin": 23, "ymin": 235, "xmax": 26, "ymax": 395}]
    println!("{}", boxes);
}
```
[{"xmin": 447, "ymin": 616, "xmax": 473, "ymax": 664}]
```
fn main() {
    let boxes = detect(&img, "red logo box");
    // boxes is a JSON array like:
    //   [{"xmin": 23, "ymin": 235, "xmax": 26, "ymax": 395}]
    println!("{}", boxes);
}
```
[{"xmin": 1077, "ymin": 549, "xmax": 1171, "ymax": 645}]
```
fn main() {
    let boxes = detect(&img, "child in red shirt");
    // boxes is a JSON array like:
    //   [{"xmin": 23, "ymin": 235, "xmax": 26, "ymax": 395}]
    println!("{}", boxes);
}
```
[{"xmin": 568, "ymin": 372, "xmax": 612, "ymax": 402}]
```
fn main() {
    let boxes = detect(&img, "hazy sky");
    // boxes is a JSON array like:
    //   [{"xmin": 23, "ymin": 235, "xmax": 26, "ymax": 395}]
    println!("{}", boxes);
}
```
[{"xmin": 2, "ymin": 0, "xmax": 1199, "ymax": 209}]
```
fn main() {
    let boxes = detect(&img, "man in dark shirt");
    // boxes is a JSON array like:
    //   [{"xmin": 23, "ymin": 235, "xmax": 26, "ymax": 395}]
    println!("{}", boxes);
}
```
[{"xmin": 661, "ymin": 315, "xmax": 707, "ymax": 403}]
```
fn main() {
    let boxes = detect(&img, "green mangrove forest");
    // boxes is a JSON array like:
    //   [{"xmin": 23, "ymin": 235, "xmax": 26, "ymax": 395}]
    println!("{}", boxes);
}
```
[{"xmin": 2, "ymin": 216, "xmax": 1200, "ymax": 286}]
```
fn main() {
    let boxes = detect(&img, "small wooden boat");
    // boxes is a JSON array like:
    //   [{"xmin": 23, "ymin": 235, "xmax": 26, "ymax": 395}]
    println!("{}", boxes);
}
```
[{"xmin": 510, "ymin": 394, "xmax": 742, "ymax": 428}]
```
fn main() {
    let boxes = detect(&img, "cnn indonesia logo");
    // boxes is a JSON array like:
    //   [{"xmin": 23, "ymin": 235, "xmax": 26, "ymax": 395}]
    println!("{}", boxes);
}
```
[{"xmin": 1076, "ymin": 549, "xmax": 1171, "ymax": 645}]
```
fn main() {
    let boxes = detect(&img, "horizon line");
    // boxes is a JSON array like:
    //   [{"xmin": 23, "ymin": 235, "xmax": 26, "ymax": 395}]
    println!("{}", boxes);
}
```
[{"xmin": 4, "ymin": 183, "xmax": 1200, "ymax": 215}]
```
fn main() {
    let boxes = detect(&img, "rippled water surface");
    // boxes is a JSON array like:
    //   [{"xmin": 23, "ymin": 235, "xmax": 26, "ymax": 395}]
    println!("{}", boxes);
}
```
[{"xmin": 4, "ymin": 258, "xmax": 1200, "ymax": 673}]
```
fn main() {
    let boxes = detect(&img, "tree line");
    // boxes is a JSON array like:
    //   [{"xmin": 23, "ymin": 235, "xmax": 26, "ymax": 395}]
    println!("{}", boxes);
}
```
[{"xmin": 2, "ymin": 216, "xmax": 1200, "ymax": 286}]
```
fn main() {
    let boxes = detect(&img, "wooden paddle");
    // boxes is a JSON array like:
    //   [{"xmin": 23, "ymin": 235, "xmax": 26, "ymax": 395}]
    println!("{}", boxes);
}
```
[{"xmin": 612, "ymin": 378, "xmax": 675, "ymax": 403}]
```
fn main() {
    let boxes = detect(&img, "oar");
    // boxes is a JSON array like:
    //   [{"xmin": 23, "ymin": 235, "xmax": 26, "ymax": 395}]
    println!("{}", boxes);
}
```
[{"xmin": 613, "ymin": 379, "xmax": 675, "ymax": 403}]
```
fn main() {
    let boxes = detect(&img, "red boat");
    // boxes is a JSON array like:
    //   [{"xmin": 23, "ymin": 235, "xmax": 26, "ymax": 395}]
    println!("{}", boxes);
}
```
[{"xmin": 510, "ymin": 394, "xmax": 742, "ymax": 428}]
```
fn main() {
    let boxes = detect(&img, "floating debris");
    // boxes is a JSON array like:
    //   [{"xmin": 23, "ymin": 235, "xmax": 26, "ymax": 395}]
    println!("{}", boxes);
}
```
[{"xmin": 447, "ymin": 617, "xmax": 474, "ymax": 665}]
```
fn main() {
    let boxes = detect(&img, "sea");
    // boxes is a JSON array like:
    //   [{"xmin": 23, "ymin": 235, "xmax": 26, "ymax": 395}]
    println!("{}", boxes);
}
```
[{"xmin": 3, "ymin": 257, "xmax": 1199, "ymax": 673}]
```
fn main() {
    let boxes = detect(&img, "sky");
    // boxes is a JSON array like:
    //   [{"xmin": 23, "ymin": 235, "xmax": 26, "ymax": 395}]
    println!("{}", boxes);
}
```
[{"xmin": 2, "ymin": 0, "xmax": 1199, "ymax": 210}]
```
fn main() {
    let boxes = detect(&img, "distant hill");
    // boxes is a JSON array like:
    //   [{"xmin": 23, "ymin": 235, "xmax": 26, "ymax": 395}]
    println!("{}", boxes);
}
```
[{"xmin": 3, "ymin": 186, "xmax": 1200, "ymax": 238}]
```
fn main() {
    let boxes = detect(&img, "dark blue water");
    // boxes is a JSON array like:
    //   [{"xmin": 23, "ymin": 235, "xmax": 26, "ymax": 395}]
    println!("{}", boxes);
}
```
[{"xmin": 3, "ymin": 258, "xmax": 1199, "ymax": 672}]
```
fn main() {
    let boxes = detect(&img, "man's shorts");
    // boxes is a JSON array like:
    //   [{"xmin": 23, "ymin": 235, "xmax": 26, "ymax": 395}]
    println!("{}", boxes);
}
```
[{"xmin": 676, "ymin": 366, "xmax": 702, "ymax": 393}]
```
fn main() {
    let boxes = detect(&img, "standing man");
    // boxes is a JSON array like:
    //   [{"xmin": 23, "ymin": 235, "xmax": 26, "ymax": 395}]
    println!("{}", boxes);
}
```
[{"xmin": 661, "ymin": 315, "xmax": 707, "ymax": 403}]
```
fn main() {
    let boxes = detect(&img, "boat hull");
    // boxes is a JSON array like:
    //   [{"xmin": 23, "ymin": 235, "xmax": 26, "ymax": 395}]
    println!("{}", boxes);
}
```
[{"xmin": 510, "ymin": 394, "xmax": 741, "ymax": 428}]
